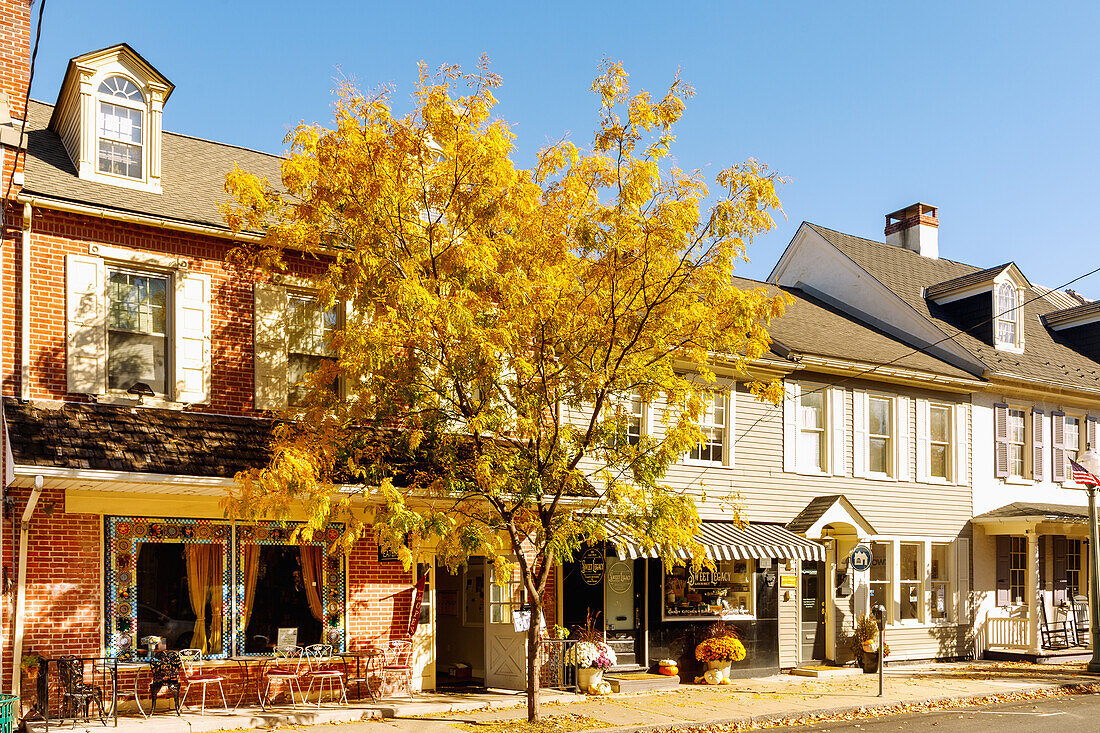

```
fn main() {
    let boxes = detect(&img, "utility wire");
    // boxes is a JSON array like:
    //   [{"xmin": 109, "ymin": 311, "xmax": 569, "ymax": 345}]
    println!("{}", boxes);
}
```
[{"xmin": 3, "ymin": 0, "xmax": 45, "ymax": 211}]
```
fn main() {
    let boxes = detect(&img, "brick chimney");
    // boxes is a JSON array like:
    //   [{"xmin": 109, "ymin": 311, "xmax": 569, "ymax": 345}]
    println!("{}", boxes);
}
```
[
  {"xmin": 885, "ymin": 203, "xmax": 939, "ymax": 259},
  {"xmin": 0, "ymin": 0, "xmax": 31, "ymax": 120}
]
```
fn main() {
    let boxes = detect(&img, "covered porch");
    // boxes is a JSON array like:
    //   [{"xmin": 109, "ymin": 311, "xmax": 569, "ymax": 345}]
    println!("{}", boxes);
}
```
[{"xmin": 974, "ymin": 503, "xmax": 1093, "ymax": 662}]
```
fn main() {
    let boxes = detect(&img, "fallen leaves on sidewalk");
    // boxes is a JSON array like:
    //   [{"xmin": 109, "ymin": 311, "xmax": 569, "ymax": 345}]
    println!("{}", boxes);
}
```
[{"xmin": 451, "ymin": 713, "xmax": 609, "ymax": 733}]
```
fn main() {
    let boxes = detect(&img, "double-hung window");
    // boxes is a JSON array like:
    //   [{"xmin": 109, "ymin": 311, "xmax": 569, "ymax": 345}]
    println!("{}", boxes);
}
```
[
  {"xmin": 688, "ymin": 391, "xmax": 728, "ymax": 465},
  {"xmin": 999, "ymin": 407, "xmax": 1027, "ymax": 479},
  {"xmin": 994, "ymin": 282, "xmax": 1024, "ymax": 352},
  {"xmin": 1066, "ymin": 539, "xmax": 1083, "ymax": 598},
  {"xmin": 798, "ymin": 390, "xmax": 827, "ymax": 472},
  {"xmin": 626, "ymin": 393, "xmax": 644, "ymax": 446},
  {"xmin": 928, "ymin": 404, "xmax": 951, "ymax": 480},
  {"xmin": 287, "ymin": 296, "xmax": 338, "ymax": 406},
  {"xmin": 107, "ymin": 269, "xmax": 168, "ymax": 395},
  {"xmin": 97, "ymin": 76, "xmax": 144, "ymax": 180},
  {"xmin": 867, "ymin": 396, "xmax": 893, "ymax": 476},
  {"xmin": 1009, "ymin": 536, "xmax": 1026, "ymax": 605},
  {"xmin": 929, "ymin": 543, "xmax": 951, "ymax": 622}
]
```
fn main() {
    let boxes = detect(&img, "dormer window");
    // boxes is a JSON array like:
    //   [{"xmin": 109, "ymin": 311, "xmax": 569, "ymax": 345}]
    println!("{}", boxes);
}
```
[
  {"xmin": 995, "ymin": 282, "xmax": 1022, "ymax": 350},
  {"xmin": 97, "ymin": 76, "xmax": 144, "ymax": 179}
]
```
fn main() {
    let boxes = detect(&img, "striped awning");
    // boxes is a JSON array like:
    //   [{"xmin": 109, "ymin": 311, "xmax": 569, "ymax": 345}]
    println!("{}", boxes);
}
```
[{"xmin": 611, "ymin": 521, "xmax": 824, "ymax": 562}]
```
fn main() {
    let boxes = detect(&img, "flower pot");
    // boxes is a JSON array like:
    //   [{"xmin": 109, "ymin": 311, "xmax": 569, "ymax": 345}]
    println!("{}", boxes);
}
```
[
  {"xmin": 577, "ymin": 667, "xmax": 604, "ymax": 693},
  {"xmin": 705, "ymin": 660, "xmax": 731, "ymax": 677},
  {"xmin": 861, "ymin": 650, "xmax": 880, "ymax": 674}
]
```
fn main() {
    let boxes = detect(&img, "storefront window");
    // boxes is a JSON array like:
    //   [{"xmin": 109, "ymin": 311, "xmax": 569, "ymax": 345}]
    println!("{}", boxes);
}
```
[
  {"xmin": 868, "ymin": 542, "xmax": 890, "ymax": 616},
  {"xmin": 930, "ymin": 543, "xmax": 951, "ymax": 622},
  {"xmin": 899, "ymin": 542, "xmax": 922, "ymax": 621},
  {"xmin": 663, "ymin": 561, "xmax": 755, "ymax": 620}
]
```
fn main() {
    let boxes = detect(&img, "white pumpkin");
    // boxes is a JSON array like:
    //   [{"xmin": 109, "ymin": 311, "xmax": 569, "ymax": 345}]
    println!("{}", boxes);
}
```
[{"xmin": 703, "ymin": 669, "xmax": 725, "ymax": 685}]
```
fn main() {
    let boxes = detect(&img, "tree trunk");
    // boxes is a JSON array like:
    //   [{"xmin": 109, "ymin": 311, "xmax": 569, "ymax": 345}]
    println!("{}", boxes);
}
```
[{"xmin": 526, "ymin": 595, "xmax": 543, "ymax": 721}]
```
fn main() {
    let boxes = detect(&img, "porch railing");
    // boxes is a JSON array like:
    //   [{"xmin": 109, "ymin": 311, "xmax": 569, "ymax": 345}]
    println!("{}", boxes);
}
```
[
  {"xmin": 984, "ymin": 617, "xmax": 1029, "ymax": 650},
  {"xmin": 540, "ymin": 639, "xmax": 578, "ymax": 691}
]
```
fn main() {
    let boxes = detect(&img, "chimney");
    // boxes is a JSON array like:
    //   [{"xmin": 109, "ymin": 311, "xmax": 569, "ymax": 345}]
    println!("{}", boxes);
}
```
[
  {"xmin": 885, "ymin": 203, "xmax": 939, "ymax": 259},
  {"xmin": 0, "ymin": 1, "xmax": 31, "ymax": 120}
]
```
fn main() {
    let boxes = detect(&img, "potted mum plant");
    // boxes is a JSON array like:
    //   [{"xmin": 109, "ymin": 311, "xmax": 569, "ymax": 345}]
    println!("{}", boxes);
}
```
[
  {"xmin": 564, "ymin": 612, "xmax": 617, "ymax": 693},
  {"xmin": 850, "ymin": 614, "xmax": 889, "ymax": 673},
  {"xmin": 695, "ymin": 622, "xmax": 746, "ymax": 682}
]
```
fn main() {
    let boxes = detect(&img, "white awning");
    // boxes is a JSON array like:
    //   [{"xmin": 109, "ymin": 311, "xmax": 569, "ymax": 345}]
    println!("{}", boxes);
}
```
[{"xmin": 611, "ymin": 521, "xmax": 825, "ymax": 562}]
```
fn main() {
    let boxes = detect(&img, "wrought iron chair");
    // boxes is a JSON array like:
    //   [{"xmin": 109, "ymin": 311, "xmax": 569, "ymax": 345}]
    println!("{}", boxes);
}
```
[
  {"xmin": 148, "ymin": 650, "xmax": 183, "ymax": 716},
  {"xmin": 379, "ymin": 639, "xmax": 415, "ymax": 699},
  {"xmin": 261, "ymin": 645, "xmax": 305, "ymax": 709},
  {"xmin": 1070, "ymin": 595, "xmax": 1090, "ymax": 646},
  {"xmin": 179, "ymin": 648, "xmax": 229, "ymax": 715},
  {"xmin": 56, "ymin": 656, "xmax": 106, "ymax": 726},
  {"xmin": 303, "ymin": 643, "xmax": 347, "ymax": 707},
  {"xmin": 1039, "ymin": 602, "xmax": 1073, "ymax": 649}
]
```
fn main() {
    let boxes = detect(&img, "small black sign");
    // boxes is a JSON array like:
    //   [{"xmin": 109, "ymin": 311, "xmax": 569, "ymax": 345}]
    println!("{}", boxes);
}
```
[
  {"xmin": 580, "ymin": 546, "xmax": 605, "ymax": 586},
  {"xmin": 378, "ymin": 545, "xmax": 401, "ymax": 563}
]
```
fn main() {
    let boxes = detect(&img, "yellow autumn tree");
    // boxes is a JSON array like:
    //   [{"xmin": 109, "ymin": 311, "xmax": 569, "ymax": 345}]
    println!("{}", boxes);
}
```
[{"xmin": 222, "ymin": 58, "xmax": 786, "ymax": 720}]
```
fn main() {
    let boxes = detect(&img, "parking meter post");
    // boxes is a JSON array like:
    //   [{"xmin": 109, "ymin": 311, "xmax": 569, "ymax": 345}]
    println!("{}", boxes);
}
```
[{"xmin": 871, "ymin": 604, "xmax": 886, "ymax": 697}]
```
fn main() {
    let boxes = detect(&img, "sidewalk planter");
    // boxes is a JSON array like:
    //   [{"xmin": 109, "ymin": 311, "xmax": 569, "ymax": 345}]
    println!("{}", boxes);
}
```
[
  {"xmin": 705, "ymin": 660, "xmax": 732, "ymax": 678},
  {"xmin": 576, "ymin": 667, "xmax": 603, "ymax": 693},
  {"xmin": 861, "ymin": 650, "xmax": 880, "ymax": 674}
]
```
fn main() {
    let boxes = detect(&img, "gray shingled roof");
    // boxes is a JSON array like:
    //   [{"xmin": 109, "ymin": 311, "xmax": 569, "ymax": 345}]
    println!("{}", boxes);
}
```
[
  {"xmin": 924, "ymin": 264, "xmax": 1013, "ymax": 301},
  {"xmin": 731, "ymin": 276, "xmax": 976, "ymax": 380},
  {"xmin": 21, "ymin": 99, "xmax": 283, "ymax": 232},
  {"xmin": 972, "ymin": 502, "xmax": 1088, "ymax": 522},
  {"xmin": 807, "ymin": 223, "xmax": 1100, "ymax": 393},
  {"xmin": 786, "ymin": 495, "xmax": 845, "ymax": 534}
]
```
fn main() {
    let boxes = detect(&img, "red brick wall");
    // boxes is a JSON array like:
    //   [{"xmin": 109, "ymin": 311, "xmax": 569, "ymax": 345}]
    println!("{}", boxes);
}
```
[{"xmin": 0, "ymin": 0, "xmax": 30, "ymax": 119}]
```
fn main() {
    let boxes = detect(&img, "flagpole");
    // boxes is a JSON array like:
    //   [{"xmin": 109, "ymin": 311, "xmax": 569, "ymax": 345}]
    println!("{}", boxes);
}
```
[{"xmin": 1071, "ymin": 452, "xmax": 1100, "ymax": 673}]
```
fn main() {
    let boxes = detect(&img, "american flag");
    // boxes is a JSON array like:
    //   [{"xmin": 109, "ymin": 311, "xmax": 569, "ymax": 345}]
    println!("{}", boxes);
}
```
[{"xmin": 1069, "ymin": 459, "xmax": 1100, "ymax": 488}]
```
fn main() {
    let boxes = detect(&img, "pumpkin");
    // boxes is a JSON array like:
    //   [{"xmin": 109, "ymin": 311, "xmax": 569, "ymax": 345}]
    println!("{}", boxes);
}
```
[
  {"xmin": 658, "ymin": 664, "xmax": 678, "ymax": 676},
  {"xmin": 719, "ymin": 677, "xmax": 732, "ymax": 685},
  {"xmin": 703, "ymin": 669, "xmax": 724, "ymax": 685}
]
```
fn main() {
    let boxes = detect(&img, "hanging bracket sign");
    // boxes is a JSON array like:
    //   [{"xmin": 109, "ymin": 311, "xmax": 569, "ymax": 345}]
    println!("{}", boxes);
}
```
[{"xmin": 849, "ymin": 544, "xmax": 873, "ymax": 572}]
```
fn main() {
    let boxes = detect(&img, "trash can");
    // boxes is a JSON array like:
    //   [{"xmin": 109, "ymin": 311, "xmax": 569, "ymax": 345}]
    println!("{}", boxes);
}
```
[{"xmin": 0, "ymin": 693, "xmax": 16, "ymax": 733}]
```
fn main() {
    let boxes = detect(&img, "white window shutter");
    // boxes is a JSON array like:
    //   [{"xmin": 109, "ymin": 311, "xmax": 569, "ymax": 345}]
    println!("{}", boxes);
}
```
[
  {"xmin": 727, "ymin": 387, "xmax": 736, "ymax": 468},
  {"xmin": 1031, "ymin": 409, "xmax": 1045, "ymax": 481},
  {"xmin": 852, "ymin": 390, "xmax": 868, "ymax": 478},
  {"xmin": 915, "ymin": 399, "xmax": 930, "ymax": 482},
  {"xmin": 829, "ymin": 386, "xmax": 846, "ymax": 476},
  {"xmin": 956, "ymin": 537, "xmax": 969, "ymax": 623},
  {"xmin": 253, "ymin": 283, "xmax": 289, "ymax": 411},
  {"xmin": 1051, "ymin": 411, "xmax": 1066, "ymax": 483},
  {"xmin": 174, "ymin": 271, "xmax": 211, "ymax": 404},
  {"xmin": 954, "ymin": 404, "xmax": 968, "ymax": 485},
  {"xmin": 65, "ymin": 254, "xmax": 106, "ymax": 395},
  {"xmin": 783, "ymin": 381, "xmax": 800, "ymax": 473},
  {"xmin": 895, "ymin": 396, "xmax": 910, "ymax": 481},
  {"xmin": 1088, "ymin": 415, "xmax": 1099, "ymax": 452}
]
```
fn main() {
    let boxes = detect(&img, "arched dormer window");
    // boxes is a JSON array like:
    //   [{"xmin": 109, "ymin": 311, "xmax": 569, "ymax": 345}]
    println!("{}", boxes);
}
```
[
  {"xmin": 995, "ymin": 281, "xmax": 1021, "ymax": 349},
  {"xmin": 97, "ymin": 75, "xmax": 145, "ymax": 180}
]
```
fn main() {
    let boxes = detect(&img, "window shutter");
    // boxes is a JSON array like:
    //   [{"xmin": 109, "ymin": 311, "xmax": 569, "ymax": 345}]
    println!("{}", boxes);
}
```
[
  {"xmin": 1038, "ymin": 536, "xmax": 1046, "ymax": 588},
  {"xmin": 783, "ymin": 381, "xmax": 800, "ymax": 473},
  {"xmin": 954, "ymin": 403, "xmax": 968, "ymax": 486},
  {"xmin": 852, "ymin": 390, "xmax": 868, "ymax": 478},
  {"xmin": 995, "ymin": 535, "xmax": 1010, "ymax": 607},
  {"xmin": 1031, "ymin": 409, "xmax": 1044, "ymax": 481},
  {"xmin": 829, "ymin": 386, "xmax": 845, "ymax": 476},
  {"xmin": 956, "ymin": 537, "xmax": 970, "ymax": 623},
  {"xmin": 1087, "ymin": 415, "xmax": 1099, "ymax": 451},
  {"xmin": 895, "ymin": 395, "xmax": 910, "ymax": 481},
  {"xmin": 993, "ymin": 403, "xmax": 1009, "ymax": 478},
  {"xmin": 1052, "ymin": 535, "xmax": 1067, "ymax": 606},
  {"xmin": 174, "ymin": 271, "xmax": 211, "ymax": 404},
  {"xmin": 253, "ymin": 283, "xmax": 289, "ymax": 411},
  {"xmin": 1050, "ymin": 411, "xmax": 1066, "ymax": 483},
  {"xmin": 915, "ymin": 399, "xmax": 930, "ymax": 482},
  {"xmin": 65, "ymin": 254, "xmax": 106, "ymax": 395},
  {"xmin": 726, "ymin": 386, "xmax": 736, "ymax": 468}
]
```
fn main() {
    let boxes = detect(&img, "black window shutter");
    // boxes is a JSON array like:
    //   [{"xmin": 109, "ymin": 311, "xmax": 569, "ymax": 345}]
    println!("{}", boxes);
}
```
[
  {"xmin": 995, "ymin": 535, "xmax": 1011, "ymax": 607},
  {"xmin": 1052, "ymin": 535, "xmax": 1067, "ymax": 606}
]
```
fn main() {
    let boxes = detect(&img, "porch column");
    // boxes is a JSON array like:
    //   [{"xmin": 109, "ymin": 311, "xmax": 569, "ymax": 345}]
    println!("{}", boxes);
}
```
[{"xmin": 1027, "ymin": 532, "xmax": 1040, "ymax": 655}]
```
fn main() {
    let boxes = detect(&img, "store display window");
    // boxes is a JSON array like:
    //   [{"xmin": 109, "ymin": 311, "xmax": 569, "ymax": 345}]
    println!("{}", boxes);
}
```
[{"xmin": 662, "ymin": 561, "xmax": 756, "ymax": 620}]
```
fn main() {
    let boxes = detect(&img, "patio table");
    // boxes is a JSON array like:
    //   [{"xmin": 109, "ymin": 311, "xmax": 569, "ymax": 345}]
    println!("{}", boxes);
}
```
[
  {"xmin": 334, "ymin": 649, "xmax": 384, "ymax": 703},
  {"xmin": 228, "ymin": 656, "xmax": 271, "ymax": 709},
  {"xmin": 94, "ymin": 658, "xmax": 151, "ymax": 724}
]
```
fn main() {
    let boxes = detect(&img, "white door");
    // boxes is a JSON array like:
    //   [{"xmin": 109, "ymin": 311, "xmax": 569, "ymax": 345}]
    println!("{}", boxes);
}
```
[
  {"xmin": 412, "ymin": 563, "xmax": 434, "ymax": 692},
  {"xmin": 484, "ymin": 568, "xmax": 527, "ymax": 690}
]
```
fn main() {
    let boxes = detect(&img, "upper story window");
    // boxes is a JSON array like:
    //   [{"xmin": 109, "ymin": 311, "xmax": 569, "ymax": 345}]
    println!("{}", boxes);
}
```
[
  {"xmin": 626, "ymin": 393, "xmax": 644, "ymax": 446},
  {"xmin": 287, "ymin": 295, "xmax": 338, "ymax": 406},
  {"xmin": 97, "ymin": 76, "xmax": 145, "ymax": 180},
  {"xmin": 1006, "ymin": 408, "xmax": 1026, "ymax": 477},
  {"xmin": 798, "ymin": 390, "xmax": 827, "ymax": 472},
  {"xmin": 688, "ymin": 391, "xmax": 728, "ymax": 465},
  {"xmin": 867, "ymin": 396, "xmax": 893, "ymax": 475},
  {"xmin": 994, "ymin": 282, "xmax": 1023, "ymax": 351},
  {"xmin": 928, "ymin": 403, "xmax": 952, "ymax": 479},
  {"xmin": 107, "ymin": 269, "xmax": 168, "ymax": 395},
  {"xmin": 785, "ymin": 383, "xmax": 844, "ymax": 476}
]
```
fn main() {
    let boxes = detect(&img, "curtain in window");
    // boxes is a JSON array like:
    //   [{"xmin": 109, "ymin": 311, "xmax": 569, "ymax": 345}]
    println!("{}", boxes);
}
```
[
  {"xmin": 299, "ymin": 545, "xmax": 325, "ymax": 622},
  {"xmin": 240, "ymin": 543, "xmax": 261, "ymax": 633},
  {"xmin": 185, "ymin": 545, "xmax": 215, "ymax": 653}
]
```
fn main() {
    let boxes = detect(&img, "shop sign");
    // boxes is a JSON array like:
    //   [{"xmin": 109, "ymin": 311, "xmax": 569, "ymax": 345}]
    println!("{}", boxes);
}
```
[
  {"xmin": 686, "ymin": 566, "xmax": 733, "ymax": 587},
  {"xmin": 606, "ymin": 560, "xmax": 632, "ymax": 594},
  {"xmin": 849, "ymin": 544, "xmax": 873, "ymax": 572},
  {"xmin": 580, "ymin": 546, "xmax": 605, "ymax": 586},
  {"xmin": 378, "ymin": 546, "xmax": 400, "ymax": 563},
  {"xmin": 779, "ymin": 575, "xmax": 797, "ymax": 588}
]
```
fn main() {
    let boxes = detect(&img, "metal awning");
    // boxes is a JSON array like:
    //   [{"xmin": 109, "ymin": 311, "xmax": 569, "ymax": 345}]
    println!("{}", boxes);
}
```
[{"xmin": 611, "ymin": 521, "xmax": 825, "ymax": 562}]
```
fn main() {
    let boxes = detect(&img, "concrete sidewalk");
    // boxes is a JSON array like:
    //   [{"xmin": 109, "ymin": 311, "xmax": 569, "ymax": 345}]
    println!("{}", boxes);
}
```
[{"xmin": 28, "ymin": 661, "xmax": 1100, "ymax": 733}]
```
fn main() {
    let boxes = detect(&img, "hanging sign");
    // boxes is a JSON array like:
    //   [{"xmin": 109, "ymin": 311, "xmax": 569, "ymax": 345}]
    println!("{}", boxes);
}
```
[
  {"xmin": 580, "ymin": 546, "xmax": 605, "ymax": 586},
  {"xmin": 849, "ymin": 544, "xmax": 873, "ymax": 572}
]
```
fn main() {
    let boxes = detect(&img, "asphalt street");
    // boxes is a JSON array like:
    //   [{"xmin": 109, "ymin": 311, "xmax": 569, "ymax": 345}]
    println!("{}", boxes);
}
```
[{"xmin": 780, "ymin": 692, "xmax": 1100, "ymax": 732}]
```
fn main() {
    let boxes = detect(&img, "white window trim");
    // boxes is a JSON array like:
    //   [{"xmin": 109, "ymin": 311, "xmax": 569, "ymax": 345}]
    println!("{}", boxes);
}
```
[
  {"xmin": 1058, "ymin": 412, "xmax": 1086, "ymax": 487},
  {"xmin": 683, "ymin": 389, "xmax": 734, "ymax": 468},
  {"xmin": 916, "ymin": 399, "xmax": 961, "ymax": 484},
  {"xmin": 1003, "ymin": 405, "xmax": 1031, "ymax": 482},
  {"xmin": 96, "ymin": 81, "xmax": 146, "ymax": 183},
  {"xmin": 855, "ymin": 391, "xmax": 899, "ymax": 481},
  {"xmin": 993, "ymin": 278, "xmax": 1025, "ymax": 354},
  {"xmin": 872, "ymin": 536, "xmax": 958, "ymax": 628},
  {"xmin": 83, "ymin": 72, "xmax": 163, "ymax": 193},
  {"xmin": 785, "ymin": 382, "xmax": 845, "ymax": 476}
]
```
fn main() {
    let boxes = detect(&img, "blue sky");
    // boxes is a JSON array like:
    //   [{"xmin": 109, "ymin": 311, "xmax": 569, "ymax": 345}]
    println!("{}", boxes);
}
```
[{"xmin": 31, "ymin": 1, "xmax": 1100, "ymax": 290}]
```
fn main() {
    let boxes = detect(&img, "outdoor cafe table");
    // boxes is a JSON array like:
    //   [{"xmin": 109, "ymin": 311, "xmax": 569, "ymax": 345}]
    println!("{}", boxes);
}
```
[
  {"xmin": 228, "ymin": 656, "xmax": 270, "ymax": 709},
  {"xmin": 334, "ymin": 649, "xmax": 384, "ymax": 703},
  {"xmin": 39, "ymin": 655, "xmax": 139, "ymax": 730}
]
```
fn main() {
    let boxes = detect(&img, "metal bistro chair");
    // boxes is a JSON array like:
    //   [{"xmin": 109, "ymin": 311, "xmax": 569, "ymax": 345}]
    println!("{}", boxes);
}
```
[
  {"xmin": 303, "ymin": 644, "xmax": 347, "ymax": 707},
  {"xmin": 1039, "ymin": 602, "xmax": 1073, "ymax": 650},
  {"xmin": 56, "ymin": 656, "xmax": 106, "ymax": 727},
  {"xmin": 179, "ymin": 649, "xmax": 229, "ymax": 715},
  {"xmin": 1070, "ymin": 595, "xmax": 1090, "ymax": 646},
  {"xmin": 148, "ymin": 650, "xmax": 183, "ymax": 716},
  {"xmin": 379, "ymin": 639, "xmax": 415, "ymax": 699},
  {"xmin": 261, "ymin": 645, "xmax": 305, "ymax": 709}
]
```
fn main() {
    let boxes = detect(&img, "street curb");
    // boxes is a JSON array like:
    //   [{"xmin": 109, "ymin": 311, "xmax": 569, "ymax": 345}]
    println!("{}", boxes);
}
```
[{"xmin": 579, "ymin": 680, "xmax": 1100, "ymax": 733}]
